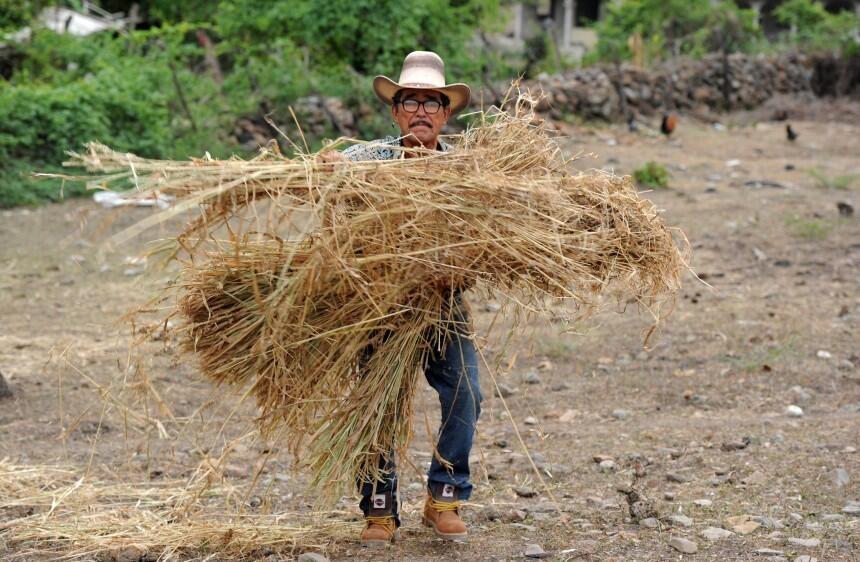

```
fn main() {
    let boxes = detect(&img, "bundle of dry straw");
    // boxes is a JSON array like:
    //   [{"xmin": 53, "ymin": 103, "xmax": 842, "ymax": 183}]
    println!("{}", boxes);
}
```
[{"xmin": 63, "ymin": 93, "xmax": 687, "ymax": 500}]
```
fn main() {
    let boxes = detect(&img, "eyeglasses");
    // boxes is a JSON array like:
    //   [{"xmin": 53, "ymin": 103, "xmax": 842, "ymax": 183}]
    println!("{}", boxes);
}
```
[{"xmin": 398, "ymin": 98, "xmax": 443, "ymax": 114}]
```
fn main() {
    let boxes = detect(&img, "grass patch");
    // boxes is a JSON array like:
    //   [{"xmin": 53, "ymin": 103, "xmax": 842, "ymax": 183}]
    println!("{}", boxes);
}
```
[
  {"xmin": 0, "ymin": 161, "xmax": 86, "ymax": 208},
  {"xmin": 728, "ymin": 339, "xmax": 797, "ymax": 372},
  {"xmin": 633, "ymin": 161, "xmax": 669, "ymax": 189},
  {"xmin": 807, "ymin": 168, "xmax": 857, "ymax": 191},
  {"xmin": 785, "ymin": 215, "xmax": 837, "ymax": 240}
]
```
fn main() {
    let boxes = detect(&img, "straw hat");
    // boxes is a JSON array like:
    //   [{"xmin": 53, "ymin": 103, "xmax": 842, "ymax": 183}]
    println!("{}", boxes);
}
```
[{"xmin": 373, "ymin": 51, "xmax": 471, "ymax": 113}]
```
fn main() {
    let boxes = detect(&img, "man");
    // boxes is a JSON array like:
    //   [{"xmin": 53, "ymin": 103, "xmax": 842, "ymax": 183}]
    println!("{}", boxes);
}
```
[{"xmin": 322, "ymin": 51, "xmax": 481, "ymax": 546}]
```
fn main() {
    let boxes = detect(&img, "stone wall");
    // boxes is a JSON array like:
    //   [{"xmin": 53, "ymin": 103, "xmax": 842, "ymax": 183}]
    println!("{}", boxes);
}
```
[{"xmin": 527, "ymin": 52, "xmax": 814, "ymax": 121}]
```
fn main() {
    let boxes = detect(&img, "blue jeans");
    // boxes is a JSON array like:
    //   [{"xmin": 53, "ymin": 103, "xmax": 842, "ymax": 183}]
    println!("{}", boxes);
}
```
[{"xmin": 359, "ymin": 297, "xmax": 482, "ymax": 522}]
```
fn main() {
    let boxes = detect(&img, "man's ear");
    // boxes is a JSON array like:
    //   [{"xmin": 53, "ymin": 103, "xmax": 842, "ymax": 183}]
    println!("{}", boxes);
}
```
[{"xmin": 391, "ymin": 105, "xmax": 398, "ymax": 120}]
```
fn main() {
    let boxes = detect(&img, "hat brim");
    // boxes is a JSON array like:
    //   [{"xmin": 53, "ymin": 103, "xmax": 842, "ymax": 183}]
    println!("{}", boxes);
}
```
[{"xmin": 373, "ymin": 75, "xmax": 471, "ymax": 114}]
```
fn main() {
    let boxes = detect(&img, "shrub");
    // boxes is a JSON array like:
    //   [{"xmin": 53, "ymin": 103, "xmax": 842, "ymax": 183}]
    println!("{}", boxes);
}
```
[{"xmin": 633, "ymin": 161, "xmax": 669, "ymax": 188}]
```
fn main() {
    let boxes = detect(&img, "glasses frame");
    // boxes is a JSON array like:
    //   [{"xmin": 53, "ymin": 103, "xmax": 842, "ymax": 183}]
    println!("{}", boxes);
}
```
[{"xmin": 397, "ymin": 98, "xmax": 444, "ymax": 115}]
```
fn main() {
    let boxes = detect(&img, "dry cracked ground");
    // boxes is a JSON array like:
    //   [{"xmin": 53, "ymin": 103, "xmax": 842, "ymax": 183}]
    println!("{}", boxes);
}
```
[{"xmin": 1, "ymin": 107, "xmax": 859, "ymax": 561}]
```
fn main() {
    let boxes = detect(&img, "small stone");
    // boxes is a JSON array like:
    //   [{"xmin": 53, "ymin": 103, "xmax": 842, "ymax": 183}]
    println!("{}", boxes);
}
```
[
  {"xmin": 701, "ymin": 527, "xmax": 734, "ymax": 540},
  {"xmin": 639, "ymin": 517, "xmax": 659, "ymax": 528},
  {"xmin": 788, "ymin": 513, "xmax": 803, "ymax": 523},
  {"xmin": 664, "ymin": 491, "xmax": 676, "ymax": 501},
  {"xmin": 845, "ymin": 446, "xmax": 857, "ymax": 453},
  {"xmin": 524, "ymin": 544, "xmax": 548, "ymax": 558},
  {"xmin": 753, "ymin": 516, "xmax": 784, "ymax": 530},
  {"xmin": 754, "ymin": 548, "xmax": 785, "ymax": 556},
  {"xmin": 550, "ymin": 383, "xmax": 569, "ymax": 392},
  {"xmin": 666, "ymin": 471, "xmax": 690, "ymax": 484},
  {"xmin": 669, "ymin": 514, "xmax": 693, "ymax": 527},
  {"xmin": 297, "ymin": 554, "xmax": 330, "ymax": 562},
  {"xmin": 842, "ymin": 503, "xmax": 860, "ymax": 514},
  {"xmin": 816, "ymin": 350, "xmax": 832, "ymax": 359},
  {"xmin": 593, "ymin": 454, "xmax": 613, "ymax": 464},
  {"xmin": 819, "ymin": 513, "xmax": 844, "ymax": 522},
  {"xmin": 721, "ymin": 437, "xmax": 751, "ymax": 451},
  {"xmin": 482, "ymin": 302, "xmax": 502, "ymax": 312},
  {"xmin": 830, "ymin": 467, "xmax": 849, "ymax": 487},
  {"xmin": 598, "ymin": 460, "xmax": 616, "ymax": 473},
  {"xmin": 112, "ymin": 545, "xmax": 147, "ymax": 562},
  {"xmin": 611, "ymin": 409, "xmax": 631, "ymax": 420},
  {"xmin": 496, "ymin": 383, "xmax": 518, "ymax": 398},
  {"xmin": 515, "ymin": 486, "xmax": 538, "ymax": 498},
  {"xmin": 790, "ymin": 386, "xmax": 813, "ymax": 403},
  {"xmin": 793, "ymin": 557, "xmax": 818, "ymax": 562},
  {"xmin": 693, "ymin": 499, "xmax": 713, "ymax": 508},
  {"xmin": 536, "ymin": 360, "xmax": 553, "ymax": 371},
  {"xmin": 523, "ymin": 416, "xmax": 538, "ymax": 426},
  {"xmin": 523, "ymin": 371, "xmax": 541, "ymax": 384},
  {"xmin": 668, "ymin": 536, "xmax": 698, "ymax": 554},
  {"xmin": 727, "ymin": 515, "xmax": 761, "ymax": 535},
  {"xmin": 503, "ymin": 509, "xmax": 527, "ymax": 523},
  {"xmin": 787, "ymin": 538, "xmax": 820, "ymax": 548},
  {"xmin": 785, "ymin": 405, "xmax": 804, "ymax": 418}
]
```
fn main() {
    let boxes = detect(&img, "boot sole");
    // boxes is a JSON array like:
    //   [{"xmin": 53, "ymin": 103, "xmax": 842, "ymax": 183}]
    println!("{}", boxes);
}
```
[{"xmin": 422, "ymin": 516, "xmax": 468, "ymax": 542}]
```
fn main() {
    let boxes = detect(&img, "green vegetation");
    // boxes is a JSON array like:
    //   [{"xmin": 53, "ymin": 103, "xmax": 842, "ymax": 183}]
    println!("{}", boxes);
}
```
[
  {"xmin": 633, "ymin": 162, "xmax": 669, "ymax": 188},
  {"xmin": 0, "ymin": 1, "xmax": 506, "ymax": 207},
  {"xmin": 807, "ymin": 168, "xmax": 857, "ymax": 190},
  {"xmin": 727, "ymin": 339, "xmax": 797, "ymax": 372},
  {"xmin": 785, "ymin": 215, "xmax": 838, "ymax": 240},
  {"xmin": 775, "ymin": 0, "xmax": 860, "ymax": 56}
]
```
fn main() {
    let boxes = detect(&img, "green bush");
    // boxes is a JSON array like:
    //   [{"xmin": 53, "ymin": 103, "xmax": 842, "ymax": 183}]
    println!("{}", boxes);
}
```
[
  {"xmin": 633, "ymin": 161, "xmax": 669, "ymax": 188},
  {"xmin": 774, "ymin": 0, "xmax": 860, "ymax": 56}
]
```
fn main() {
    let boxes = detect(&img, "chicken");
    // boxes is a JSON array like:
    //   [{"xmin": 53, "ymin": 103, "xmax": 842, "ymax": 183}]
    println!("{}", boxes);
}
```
[
  {"xmin": 786, "ymin": 124, "xmax": 798, "ymax": 142},
  {"xmin": 660, "ymin": 113, "xmax": 678, "ymax": 137}
]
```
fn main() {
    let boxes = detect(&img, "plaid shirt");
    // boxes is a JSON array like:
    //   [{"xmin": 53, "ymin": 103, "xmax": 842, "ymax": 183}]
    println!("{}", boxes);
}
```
[{"xmin": 341, "ymin": 136, "xmax": 451, "ymax": 161}]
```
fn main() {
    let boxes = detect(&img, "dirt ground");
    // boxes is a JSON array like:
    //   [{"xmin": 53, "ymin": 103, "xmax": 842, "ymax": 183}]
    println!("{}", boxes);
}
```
[{"xmin": 1, "ymin": 111, "xmax": 859, "ymax": 561}]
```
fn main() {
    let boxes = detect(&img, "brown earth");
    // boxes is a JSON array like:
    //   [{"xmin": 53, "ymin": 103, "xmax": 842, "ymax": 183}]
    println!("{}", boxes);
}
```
[{"xmin": 1, "ymin": 113, "xmax": 859, "ymax": 561}]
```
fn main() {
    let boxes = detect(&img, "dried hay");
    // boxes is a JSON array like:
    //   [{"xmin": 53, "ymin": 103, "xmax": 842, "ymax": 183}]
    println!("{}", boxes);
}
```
[
  {"xmin": 0, "ymin": 460, "xmax": 350, "ymax": 560},
  {"xmin": 54, "ymin": 92, "xmax": 688, "ymax": 502}
]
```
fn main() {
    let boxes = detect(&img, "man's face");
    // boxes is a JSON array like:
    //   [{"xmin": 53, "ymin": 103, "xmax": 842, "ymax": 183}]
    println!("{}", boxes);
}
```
[{"xmin": 391, "ymin": 89, "xmax": 452, "ymax": 149}]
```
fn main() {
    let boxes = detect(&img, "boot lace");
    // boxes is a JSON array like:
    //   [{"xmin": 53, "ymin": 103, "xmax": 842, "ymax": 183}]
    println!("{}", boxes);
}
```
[
  {"xmin": 366, "ymin": 515, "xmax": 396, "ymax": 527},
  {"xmin": 428, "ymin": 497, "xmax": 461, "ymax": 512}
]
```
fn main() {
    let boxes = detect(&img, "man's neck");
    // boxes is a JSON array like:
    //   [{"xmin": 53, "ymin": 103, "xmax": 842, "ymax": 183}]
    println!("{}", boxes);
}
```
[{"xmin": 400, "ymin": 137, "xmax": 439, "ymax": 157}]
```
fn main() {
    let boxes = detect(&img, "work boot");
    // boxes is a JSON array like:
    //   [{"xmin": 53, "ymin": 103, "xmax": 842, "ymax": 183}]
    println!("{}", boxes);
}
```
[
  {"xmin": 422, "ymin": 483, "xmax": 467, "ymax": 541},
  {"xmin": 360, "ymin": 490, "xmax": 399, "ymax": 547}
]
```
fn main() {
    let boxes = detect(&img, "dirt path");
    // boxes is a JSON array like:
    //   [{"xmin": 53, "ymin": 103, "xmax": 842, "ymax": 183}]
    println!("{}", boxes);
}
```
[{"xmin": 1, "ymin": 117, "xmax": 858, "ymax": 561}]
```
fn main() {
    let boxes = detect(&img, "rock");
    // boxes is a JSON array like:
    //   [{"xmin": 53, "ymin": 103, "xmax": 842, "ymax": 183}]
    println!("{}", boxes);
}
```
[
  {"xmin": 298, "ymin": 554, "xmax": 330, "ymax": 562},
  {"xmin": 787, "ymin": 538, "xmax": 820, "ymax": 548},
  {"xmin": 515, "ymin": 486, "xmax": 538, "ymax": 498},
  {"xmin": 598, "ymin": 460, "xmax": 616, "ymax": 473},
  {"xmin": 785, "ymin": 405, "xmax": 804, "ymax": 417},
  {"xmin": 503, "ymin": 509, "xmax": 528, "ymax": 523},
  {"xmin": 112, "ymin": 545, "xmax": 147, "ymax": 562},
  {"xmin": 693, "ymin": 499, "xmax": 713, "ymax": 508},
  {"xmin": 816, "ymin": 350, "xmax": 832, "ymax": 359},
  {"xmin": 496, "ymin": 383, "xmax": 518, "ymax": 398},
  {"xmin": 639, "ymin": 517, "xmax": 660, "ymax": 528},
  {"xmin": 523, "ymin": 371, "xmax": 542, "ymax": 384},
  {"xmin": 830, "ymin": 467, "xmax": 849, "ymax": 487},
  {"xmin": 593, "ymin": 454, "xmax": 613, "ymax": 463},
  {"xmin": 753, "ymin": 516, "xmax": 784, "ymax": 529},
  {"xmin": 550, "ymin": 383, "xmax": 569, "ymax": 392},
  {"xmin": 611, "ymin": 409, "xmax": 631, "ymax": 420},
  {"xmin": 793, "ymin": 557, "xmax": 818, "ymax": 562},
  {"xmin": 524, "ymin": 543, "xmax": 549, "ymax": 558},
  {"xmin": 668, "ymin": 536, "xmax": 698, "ymax": 554},
  {"xmin": 669, "ymin": 514, "xmax": 693, "ymax": 527},
  {"xmin": 790, "ymin": 386, "xmax": 813, "ymax": 403},
  {"xmin": 701, "ymin": 527, "xmax": 734, "ymax": 540},
  {"xmin": 837, "ymin": 201, "xmax": 854, "ymax": 217},
  {"xmin": 666, "ymin": 471, "xmax": 690, "ymax": 484},
  {"xmin": 523, "ymin": 416, "xmax": 538, "ymax": 426},
  {"xmin": 536, "ymin": 360, "xmax": 553, "ymax": 371},
  {"xmin": 0, "ymin": 370, "xmax": 12, "ymax": 399},
  {"xmin": 664, "ymin": 491, "xmax": 676, "ymax": 501},
  {"xmin": 788, "ymin": 513, "xmax": 803, "ymax": 523},
  {"xmin": 842, "ymin": 502, "xmax": 860, "ymax": 514},
  {"xmin": 727, "ymin": 515, "xmax": 761, "ymax": 535},
  {"xmin": 754, "ymin": 548, "xmax": 785, "ymax": 556},
  {"xmin": 721, "ymin": 437, "xmax": 752, "ymax": 451},
  {"xmin": 819, "ymin": 513, "xmax": 844, "ymax": 522}
]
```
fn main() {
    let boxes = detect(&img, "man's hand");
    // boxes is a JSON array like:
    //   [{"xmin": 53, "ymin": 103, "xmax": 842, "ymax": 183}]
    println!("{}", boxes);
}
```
[{"xmin": 317, "ymin": 151, "xmax": 348, "ymax": 164}]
